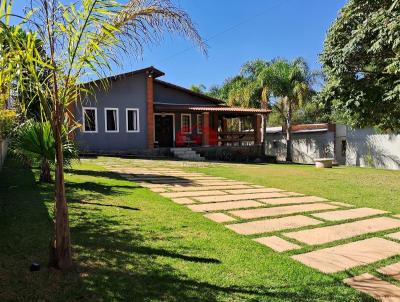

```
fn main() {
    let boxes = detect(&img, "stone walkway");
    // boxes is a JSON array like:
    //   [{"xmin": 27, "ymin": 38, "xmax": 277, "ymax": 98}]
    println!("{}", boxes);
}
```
[{"xmin": 104, "ymin": 163, "xmax": 400, "ymax": 301}]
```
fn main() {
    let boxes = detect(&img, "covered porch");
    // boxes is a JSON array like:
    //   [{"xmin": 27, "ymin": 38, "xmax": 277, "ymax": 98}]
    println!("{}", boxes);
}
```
[{"xmin": 153, "ymin": 104, "xmax": 270, "ymax": 148}]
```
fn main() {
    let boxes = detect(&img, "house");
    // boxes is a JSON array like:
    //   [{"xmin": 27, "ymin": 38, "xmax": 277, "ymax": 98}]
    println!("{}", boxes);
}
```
[{"xmin": 73, "ymin": 66, "xmax": 270, "ymax": 155}]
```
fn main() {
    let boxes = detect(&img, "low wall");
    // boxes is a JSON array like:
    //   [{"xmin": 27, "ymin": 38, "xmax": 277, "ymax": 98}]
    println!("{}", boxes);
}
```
[
  {"xmin": 265, "ymin": 132, "xmax": 335, "ymax": 164},
  {"xmin": 0, "ymin": 139, "xmax": 8, "ymax": 170},
  {"xmin": 346, "ymin": 128, "xmax": 400, "ymax": 170},
  {"xmin": 193, "ymin": 146, "xmax": 274, "ymax": 163}
]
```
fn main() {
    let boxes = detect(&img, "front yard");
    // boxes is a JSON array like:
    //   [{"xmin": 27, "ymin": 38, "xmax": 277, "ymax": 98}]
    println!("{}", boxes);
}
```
[{"xmin": 1, "ymin": 157, "xmax": 400, "ymax": 301}]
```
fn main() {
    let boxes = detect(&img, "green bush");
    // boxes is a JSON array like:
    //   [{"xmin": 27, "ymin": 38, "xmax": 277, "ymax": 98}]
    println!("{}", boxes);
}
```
[{"xmin": 0, "ymin": 110, "xmax": 16, "ymax": 139}]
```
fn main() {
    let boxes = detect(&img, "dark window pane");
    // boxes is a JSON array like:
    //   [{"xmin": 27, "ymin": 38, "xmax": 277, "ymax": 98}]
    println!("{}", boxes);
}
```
[
  {"xmin": 128, "ymin": 110, "xmax": 138, "ymax": 131},
  {"xmin": 84, "ymin": 109, "xmax": 96, "ymax": 131},
  {"xmin": 106, "ymin": 109, "xmax": 117, "ymax": 131}
]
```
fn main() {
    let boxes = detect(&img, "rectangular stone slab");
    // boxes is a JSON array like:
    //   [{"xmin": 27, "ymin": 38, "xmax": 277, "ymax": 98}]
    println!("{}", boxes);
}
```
[
  {"xmin": 344, "ymin": 273, "xmax": 400, "ymax": 301},
  {"xmin": 229, "ymin": 203, "xmax": 339, "ymax": 219},
  {"xmin": 194, "ymin": 192, "xmax": 288, "ymax": 203},
  {"xmin": 226, "ymin": 215, "xmax": 321, "ymax": 235},
  {"xmin": 311, "ymin": 207, "xmax": 388, "ymax": 221},
  {"xmin": 161, "ymin": 190, "xmax": 227, "ymax": 198},
  {"xmin": 168, "ymin": 184, "xmax": 252, "ymax": 192},
  {"xmin": 224, "ymin": 188, "xmax": 284, "ymax": 194},
  {"xmin": 195, "ymin": 181, "xmax": 248, "ymax": 185},
  {"xmin": 259, "ymin": 196, "xmax": 327, "ymax": 205},
  {"xmin": 386, "ymin": 231, "xmax": 400, "ymax": 241},
  {"xmin": 171, "ymin": 198, "xmax": 196, "ymax": 205},
  {"xmin": 149, "ymin": 187, "xmax": 168, "ymax": 193},
  {"xmin": 285, "ymin": 217, "xmax": 400, "ymax": 245},
  {"xmin": 188, "ymin": 200, "xmax": 264, "ymax": 212},
  {"xmin": 253, "ymin": 236, "xmax": 300, "ymax": 252},
  {"xmin": 329, "ymin": 201, "xmax": 354, "ymax": 207},
  {"xmin": 293, "ymin": 238, "xmax": 400, "ymax": 273},
  {"xmin": 204, "ymin": 213, "xmax": 236, "ymax": 223},
  {"xmin": 377, "ymin": 262, "xmax": 400, "ymax": 281}
]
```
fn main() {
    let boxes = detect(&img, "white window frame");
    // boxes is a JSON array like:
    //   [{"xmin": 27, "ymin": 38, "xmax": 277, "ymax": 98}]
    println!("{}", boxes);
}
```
[
  {"xmin": 82, "ymin": 107, "xmax": 98, "ymax": 133},
  {"xmin": 181, "ymin": 113, "xmax": 192, "ymax": 134},
  {"xmin": 197, "ymin": 114, "xmax": 203, "ymax": 134},
  {"xmin": 126, "ymin": 108, "xmax": 140, "ymax": 133},
  {"xmin": 104, "ymin": 107, "xmax": 119, "ymax": 133}
]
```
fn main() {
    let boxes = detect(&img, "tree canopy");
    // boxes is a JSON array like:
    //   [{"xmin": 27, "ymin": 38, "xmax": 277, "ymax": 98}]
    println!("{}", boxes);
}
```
[{"xmin": 319, "ymin": 0, "xmax": 400, "ymax": 131}]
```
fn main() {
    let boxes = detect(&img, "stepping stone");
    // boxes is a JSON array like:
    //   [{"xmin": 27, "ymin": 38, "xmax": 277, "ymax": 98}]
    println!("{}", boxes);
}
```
[
  {"xmin": 229, "ymin": 203, "xmax": 339, "ymax": 219},
  {"xmin": 293, "ymin": 238, "xmax": 400, "ymax": 273},
  {"xmin": 377, "ymin": 262, "xmax": 400, "ymax": 281},
  {"xmin": 161, "ymin": 190, "xmax": 227, "ymax": 198},
  {"xmin": 171, "ymin": 198, "xmax": 196, "ymax": 205},
  {"xmin": 386, "ymin": 231, "xmax": 400, "ymax": 241},
  {"xmin": 259, "ymin": 196, "xmax": 327, "ymax": 205},
  {"xmin": 329, "ymin": 201, "xmax": 354, "ymax": 207},
  {"xmin": 344, "ymin": 273, "xmax": 400, "ymax": 301},
  {"xmin": 194, "ymin": 192, "xmax": 288, "ymax": 203},
  {"xmin": 223, "ymin": 188, "xmax": 284, "ymax": 194},
  {"xmin": 394, "ymin": 214, "xmax": 400, "ymax": 219},
  {"xmin": 282, "ymin": 192, "xmax": 304, "ymax": 197},
  {"xmin": 284, "ymin": 217, "xmax": 400, "ymax": 245},
  {"xmin": 252, "ymin": 185, "xmax": 265, "ymax": 188},
  {"xmin": 188, "ymin": 200, "xmax": 264, "ymax": 213},
  {"xmin": 253, "ymin": 236, "xmax": 300, "ymax": 252},
  {"xmin": 204, "ymin": 213, "xmax": 236, "ymax": 223},
  {"xmin": 196, "ymin": 181, "xmax": 248, "ymax": 186},
  {"xmin": 311, "ymin": 207, "xmax": 388, "ymax": 221},
  {"xmin": 168, "ymin": 185, "xmax": 252, "ymax": 192},
  {"xmin": 226, "ymin": 215, "xmax": 321, "ymax": 235},
  {"xmin": 149, "ymin": 187, "xmax": 168, "ymax": 193}
]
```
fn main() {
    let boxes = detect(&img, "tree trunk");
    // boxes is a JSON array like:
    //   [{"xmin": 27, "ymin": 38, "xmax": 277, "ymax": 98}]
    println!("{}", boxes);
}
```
[
  {"xmin": 40, "ymin": 158, "xmax": 52, "ymax": 183},
  {"xmin": 261, "ymin": 114, "xmax": 267, "ymax": 153},
  {"xmin": 285, "ymin": 101, "xmax": 293, "ymax": 162},
  {"xmin": 52, "ymin": 118, "xmax": 73, "ymax": 270}
]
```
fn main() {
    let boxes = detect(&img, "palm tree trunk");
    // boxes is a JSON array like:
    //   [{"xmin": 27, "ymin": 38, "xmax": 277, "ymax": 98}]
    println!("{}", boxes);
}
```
[
  {"xmin": 285, "ymin": 101, "xmax": 293, "ymax": 162},
  {"xmin": 52, "ymin": 112, "xmax": 72, "ymax": 270},
  {"xmin": 40, "ymin": 158, "xmax": 52, "ymax": 183}
]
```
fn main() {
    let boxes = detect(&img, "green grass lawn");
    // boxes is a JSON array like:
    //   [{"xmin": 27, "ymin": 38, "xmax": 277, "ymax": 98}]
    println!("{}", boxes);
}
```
[{"xmin": 2, "ymin": 157, "xmax": 399, "ymax": 301}]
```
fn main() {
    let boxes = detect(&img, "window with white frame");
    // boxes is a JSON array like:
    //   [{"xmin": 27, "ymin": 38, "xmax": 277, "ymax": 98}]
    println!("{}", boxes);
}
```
[
  {"xmin": 82, "ymin": 107, "xmax": 97, "ymax": 133},
  {"xmin": 181, "ymin": 114, "xmax": 191, "ymax": 134},
  {"xmin": 105, "ymin": 108, "xmax": 119, "ymax": 132},
  {"xmin": 126, "ymin": 108, "xmax": 140, "ymax": 132},
  {"xmin": 197, "ymin": 114, "xmax": 203, "ymax": 134}
]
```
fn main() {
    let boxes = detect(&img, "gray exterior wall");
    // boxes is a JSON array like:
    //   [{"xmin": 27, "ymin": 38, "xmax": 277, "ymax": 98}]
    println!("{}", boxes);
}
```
[
  {"xmin": 74, "ymin": 73, "xmax": 148, "ymax": 152},
  {"xmin": 265, "ymin": 131, "xmax": 335, "ymax": 164},
  {"xmin": 154, "ymin": 81, "xmax": 216, "ymax": 106},
  {"xmin": 346, "ymin": 128, "xmax": 400, "ymax": 170}
]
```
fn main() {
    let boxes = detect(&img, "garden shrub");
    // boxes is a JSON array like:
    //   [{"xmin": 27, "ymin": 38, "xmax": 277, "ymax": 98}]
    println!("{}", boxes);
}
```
[{"xmin": 0, "ymin": 110, "xmax": 16, "ymax": 139}]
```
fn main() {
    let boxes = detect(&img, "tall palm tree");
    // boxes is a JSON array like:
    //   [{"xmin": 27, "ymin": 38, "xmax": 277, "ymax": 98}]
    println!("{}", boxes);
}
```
[
  {"xmin": 1, "ymin": 0, "xmax": 205, "ymax": 270},
  {"xmin": 259, "ymin": 58, "xmax": 315, "ymax": 162}
]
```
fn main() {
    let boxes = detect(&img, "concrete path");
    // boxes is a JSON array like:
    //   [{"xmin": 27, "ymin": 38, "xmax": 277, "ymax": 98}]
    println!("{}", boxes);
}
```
[{"xmin": 103, "ymin": 162, "xmax": 400, "ymax": 301}]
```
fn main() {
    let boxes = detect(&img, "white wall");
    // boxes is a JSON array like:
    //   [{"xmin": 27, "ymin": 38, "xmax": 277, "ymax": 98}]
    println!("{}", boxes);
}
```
[
  {"xmin": 0, "ymin": 139, "xmax": 8, "ymax": 171},
  {"xmin": 265, "ymin": 131, "xmax": 335, "ymax": 164},
  {"xmin": 346, "ymin": 128, "xmax": 400, "ymax": 170}
]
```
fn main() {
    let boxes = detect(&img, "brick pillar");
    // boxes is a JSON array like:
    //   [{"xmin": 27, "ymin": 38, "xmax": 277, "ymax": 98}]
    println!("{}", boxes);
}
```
[
  {"xmin": 202, "ymin": 112, "xmax": 209, "ymax": 146},
  {"xmin": 254, "ymin": 114, "xmax": 262, "ymax": 145},
  {"xmin": 146, "ymin": 74, "xmax": 154, "ymax": 149}
]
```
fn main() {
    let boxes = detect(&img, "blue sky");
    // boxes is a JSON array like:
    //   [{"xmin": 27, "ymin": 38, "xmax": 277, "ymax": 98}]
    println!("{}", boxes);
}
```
[{"xmin": 12, "ymin": 0, "xmax": 347, "ymax": 89}]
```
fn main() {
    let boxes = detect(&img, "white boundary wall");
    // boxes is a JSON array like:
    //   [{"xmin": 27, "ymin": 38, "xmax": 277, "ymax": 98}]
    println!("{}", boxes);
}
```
[
  {"xmin": 0, "ymin": 139, "xmax": 8, "ymax": 171},
  {"xmin": 346, "ymin": 128, "xmax": 400, "ymax": 170}
]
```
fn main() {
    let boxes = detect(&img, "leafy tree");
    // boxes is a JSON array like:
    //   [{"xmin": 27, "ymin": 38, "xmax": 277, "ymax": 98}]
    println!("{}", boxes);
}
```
[
  {"xmin": 1, "ymin": 0, "xmax": 205, "ymax": 270},
  {"xmin": 319, "ymin": 0, "xmax": 400, "ymax": 131},
  {"xmin": 259, "ymin": 58, "xmax": 315, "ymax": 162},
  {"xmin": 189, "ymin": 84, "xmax": 206, "ymax": 93}
]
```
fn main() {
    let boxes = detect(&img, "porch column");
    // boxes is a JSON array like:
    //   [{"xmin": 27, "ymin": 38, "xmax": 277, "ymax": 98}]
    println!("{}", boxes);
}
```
[
  {"xmin": 202, "ymin": 112, "xmax": 210, "ymax": 146},
  {"xmin": 254, "ymin": 114, "xmax": 262, "ymax": 145},
  {"xmin": 146, "ymin": 73, "xmax": 154, "ymax": 149}
]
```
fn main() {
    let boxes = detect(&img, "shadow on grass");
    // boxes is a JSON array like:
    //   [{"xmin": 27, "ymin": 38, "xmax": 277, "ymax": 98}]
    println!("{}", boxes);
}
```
[{"xmin": 0, "ymin": 160, "xmax": 369, "ymax": 302}]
